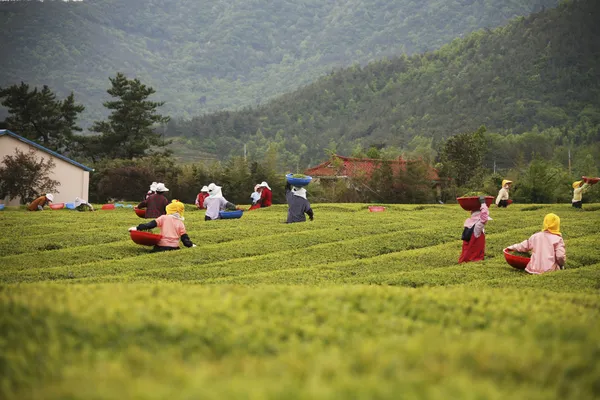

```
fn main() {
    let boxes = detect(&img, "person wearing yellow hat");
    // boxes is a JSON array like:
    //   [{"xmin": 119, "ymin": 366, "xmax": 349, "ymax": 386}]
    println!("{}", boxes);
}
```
[
  {"xmin": 129, "ymin": 200, "xmax": 196, "ymax": 252},
  {"xmin": 27, "ymin": 193, "xmax": 54, "ymax": 211},
  {"xmin": 506, "ymin": 213, "xmax": 565, "ymax": 274},
  {"xmin": 495, "ymin": 179, "xmax": 513, "ymax": 207},
  {"xmin": 571, "ymin": 180, "xmax": 590, "ymax": 209}
]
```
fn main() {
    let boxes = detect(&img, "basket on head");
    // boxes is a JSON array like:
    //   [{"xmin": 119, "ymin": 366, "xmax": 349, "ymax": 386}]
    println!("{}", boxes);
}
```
[
  {"xmin": 286, "ymin": 173, "xmax": 312, "ymax": 187},
  {"xmin": 457, "ymin": 196, "xmax": 494, "ymax": 211}
]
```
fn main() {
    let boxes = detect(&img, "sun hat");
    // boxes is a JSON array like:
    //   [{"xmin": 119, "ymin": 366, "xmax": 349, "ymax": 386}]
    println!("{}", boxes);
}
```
[
  {"xmin": 46, "ymin": 193, "xmax": 54, "ymax": 202},
  {"xmin": 155, "ymin": 183, "xmax": 169, "ymax": 192},
  {"xmin": 572, "ymin": 181, "xmax": 583, "ymax": 189},
  {"xmin": 201, "ymin": 185, "xmax": 209, "ymax": 192},
  {"xmin": 502, "ymin": 179, "xmax": 513, "ymax": 187},
  {"xmin": 259, "ymin": 181, "xmax": 271, "ymax": 190},
  {"xmin": 150, "ymin": 182, "xmax": 158, "ymax": 192},
  {"xmin": 207, "ymin": 183, "xmax": 223, "ymax": 198}
]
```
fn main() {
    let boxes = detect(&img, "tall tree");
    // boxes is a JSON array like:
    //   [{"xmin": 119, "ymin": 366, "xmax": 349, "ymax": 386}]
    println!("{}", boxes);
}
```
[
  {"xmin": 0, "ymin": 82, "xmax": 84, "ymax": 152},
  {"xmin": 91, "ymin": 73, "xmax": 170, "ymax": 159},
  {"xmin": 438, "ymin": 126, "xmax": 487, "ymax": 187}
]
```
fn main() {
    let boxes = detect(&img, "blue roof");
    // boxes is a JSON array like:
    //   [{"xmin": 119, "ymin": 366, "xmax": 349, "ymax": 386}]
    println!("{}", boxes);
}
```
[{"xmin": 0, "ymin": 129, "xmax": 94, "ymax": 172}]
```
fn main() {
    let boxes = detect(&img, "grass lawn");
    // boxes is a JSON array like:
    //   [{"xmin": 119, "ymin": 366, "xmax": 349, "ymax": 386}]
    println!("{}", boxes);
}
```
[{"xmin": 1, "ymin": 203, "xmax": 599, "ymax": 399}]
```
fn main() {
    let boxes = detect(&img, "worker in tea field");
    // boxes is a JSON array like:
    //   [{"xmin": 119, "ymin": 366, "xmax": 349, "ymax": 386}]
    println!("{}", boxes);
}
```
[
  {"xmin": 571, "ymin": 180, "xmax": 591, "ymax": 209},
  {"xmin": 129, "ymin": 200, "xmax": 196, "ymax": 252},
  {"xmin": 203, "ymin": 183, "xmax": 237, "ymax": 220},
  {"xmin": 137, "ymin": 182, "xmax": 169, "ymax": 218},
  {"xmin": 27, "ymin": 193, "xmax": 54, "ymax": 211},
  {"xmin": 74, "ymin": 197, "xmax": 94, "ymax": 211},
  {"xmin": 145, "ymin": 182, "xmax": 158, "ymax": 200},
  {"xmin": 195, "ymin": 186, "xmax": 209, "ymax": 209},
  {"xmin": 458, "ymin": 196, "xmax": 490, "ymax": 263},
  {"xmin": 257, "ymin": 181, "xmax": 273, "ymax": 207},
  {"xmin": 285, "ymin": 182, "xmax": 314, "ymax": 223},
  {"xmin": 495, "ymin": 179, "xmax": 513, "ymax": 207},
  {"xmin": 506, "ymin": 213, "xmax": 565, "ymax": 274},
  {"xmin": 248, "ymin": 184, "xmax": 262, "ymax": 210}
]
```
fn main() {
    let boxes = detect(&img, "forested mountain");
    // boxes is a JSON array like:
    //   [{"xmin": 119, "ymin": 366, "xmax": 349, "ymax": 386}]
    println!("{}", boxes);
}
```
[
  {"xmin": 167, "ymin": 0, "xmax": 600, "ymax": 167},
  {"xmin": 0, "ymin": 0, "xmax": 558, "ymax": 125}
]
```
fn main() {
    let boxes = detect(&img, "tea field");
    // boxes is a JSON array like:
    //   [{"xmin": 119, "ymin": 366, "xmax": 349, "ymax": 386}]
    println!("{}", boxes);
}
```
[{"xmin": 1, "ymin": 203, "xmax": 599, "ymax": 399}]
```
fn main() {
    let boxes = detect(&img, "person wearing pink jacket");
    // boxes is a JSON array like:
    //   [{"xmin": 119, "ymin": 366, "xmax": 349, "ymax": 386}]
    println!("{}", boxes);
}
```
[{"xmin": 506, "ymin": 213, "xmax": 566, "ymax": 274}]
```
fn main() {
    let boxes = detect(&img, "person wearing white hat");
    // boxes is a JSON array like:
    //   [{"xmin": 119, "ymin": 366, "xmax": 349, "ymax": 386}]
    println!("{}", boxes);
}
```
[
  {"xmin": 248, "ymin": 184, "xmax": 262, "ymax": 210},
  {"xmin": 27, "ymin": 193, "xmax": 54, "ymax": 211},
  {"xmin": 145, "ymin": 182, "xmax": 158, "ymax": 200},
  {"xmin": 257, "ymin": 181, "xmax": 272, "ymax": 207},
  {"xmin": 195, "ymin": 185, "xmax": 210, "ymax": 209},
  {"xmin": 285, "ymin": 182, "xmax": 313, "ymax": 223},
  {"xmin": 203, "ymin": 183, "xmax": 236, "ymax": 220},
  {"xmin": 137, "ymin": 182, "xmax": 169, "ymax": 218},
  {"xmin": 74, "ymin": 197, "xmax": 94, "ymax": 212}
]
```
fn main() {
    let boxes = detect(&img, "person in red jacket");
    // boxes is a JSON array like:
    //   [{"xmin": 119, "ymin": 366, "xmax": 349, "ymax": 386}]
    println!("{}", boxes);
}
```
[
  {"xmin": 195, "ymin": 186, "xmax": 209, "ymax": 209},
  {"xmin": 258, "ymin": 181, "xmax": 272, "ymax": 207}
]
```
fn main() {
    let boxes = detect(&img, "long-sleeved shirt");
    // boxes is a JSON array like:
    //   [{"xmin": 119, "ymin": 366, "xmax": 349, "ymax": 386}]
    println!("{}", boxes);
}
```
[
  {"xmin": 195, "ymin": 192, "xmax": 209, "ymax": 208},
  {"xmin": 203, "ymin": 196, "xmax": 235, "ymax": 219},
  {"xmin": 496, "ymin": 187, "xmax": 509, "ymax": 205},
  {"xmin": 137, "ymin": 193, "xmax": 169, "ymax": 219},
  {"xmin": 136, "ymin": 214, "xmax": 193, "ymax": 248},
  {"xmin": 463, "ymin": 203, "xmax": 489, "ymax": 238},
  {"xmin": 509, "ymin": 231, "xmax": 565, "ymax": 275},
  {"xmin": 286, "ymin": 188, "xmax": 313, "ymax": 223},
  {"xmin": 259, "ymin": 188, "xmax": 272, "ymax": 207},
  {"xmin": 572, "ymin": 183, "xmax": 590, "ymax": 202},
  {"xmin": 27, "ymin": 195, "xmax": 49, "ymax": 211}
]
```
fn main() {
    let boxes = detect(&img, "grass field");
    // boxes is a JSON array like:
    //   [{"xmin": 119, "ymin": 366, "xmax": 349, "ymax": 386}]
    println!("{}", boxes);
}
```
[{"xmin": 1, "ymin": 203, "xmax": 599, "ymax": 399}]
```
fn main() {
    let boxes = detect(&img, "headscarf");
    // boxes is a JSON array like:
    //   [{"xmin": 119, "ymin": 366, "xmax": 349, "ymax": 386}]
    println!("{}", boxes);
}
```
[
  {"xmin": 502, "ymin": 179, "xmax": 513, "ymax": 188},
  {"xmin": 542, "ymin": 213, "xmax": 561, "ymax": 236},
  {"xmin": 572, "ymin": 181, "xmax": 583, "ymax": 189},
  {"xmin": 207, "ymin": 183, "xmax": 223, "ymax": 199},
  {"xmin": 46, "ymin": 193, "xmax": 54, "ymax": 202},
  {"xmin": 200, "ymin": 185, "xmax": 209, "ymax": 193},
  {"xmin": 291, "ymin": 186, "xmax": 307, "ymax": 199},
  {"xmin": 166, "ymin": 200, "xmax": 185, "ymax": 220},
  {"xmin": 259, "ymin": 181, "xmax": 271, "ymax": 191}
]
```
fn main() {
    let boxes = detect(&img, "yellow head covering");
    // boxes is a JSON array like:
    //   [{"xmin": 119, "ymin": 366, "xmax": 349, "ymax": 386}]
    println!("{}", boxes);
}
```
[
  {"xmin": 572, "ymin": 181, "xmax": 583, "ymax": 189},
  {"xmin": 502, "ymin": 179, "xmax": 513, "ymax": 187},
  {"xmin": 166, "ymin": 200, "xmax": 185, "ymax": 216},
  {"xmin": 542, "ymin": 213, "xmax": 561, "ymax": 236}
]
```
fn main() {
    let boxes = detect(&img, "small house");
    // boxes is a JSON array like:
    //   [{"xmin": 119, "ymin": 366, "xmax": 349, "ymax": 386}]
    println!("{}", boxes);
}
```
[{"xmin": 0, "ymin": 130, "xmax": 93, "ymax": 206}]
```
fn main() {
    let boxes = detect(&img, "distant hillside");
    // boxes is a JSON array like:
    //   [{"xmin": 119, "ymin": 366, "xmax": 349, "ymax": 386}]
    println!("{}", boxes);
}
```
[
  {"xmin": 0, "ymin": 0, "xmax": 558, "ymax": 125},
  {"xmin": 169, "ymin": 0, "xmax": 600, "ymax": 166}
]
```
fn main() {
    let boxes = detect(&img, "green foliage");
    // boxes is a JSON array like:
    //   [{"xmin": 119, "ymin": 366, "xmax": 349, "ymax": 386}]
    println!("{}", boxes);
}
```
[
  {"xmin": 88, "ymin": 73, "xmax": 170, "ymax": 160},
  {"xmin": 0, "ymin": 204, "xmax": 599, "ymax": 399},
  {"xmin": 166, "ymin": 0, "xmax": 599, "ymax": 165},
  {"xmin": 439, "ymin": 126, "xmax": 487, "ymax": 187},
  {"xmin": 0, "ymin": 82, "xmax": 84, "ymax": 153},
  {"xmin": 0, "ymin": 0, "xmax": 560, "ymax": 126},
  {"xmin": 0, "ymin": 148, "xmax": 60, "ymax": 204}
]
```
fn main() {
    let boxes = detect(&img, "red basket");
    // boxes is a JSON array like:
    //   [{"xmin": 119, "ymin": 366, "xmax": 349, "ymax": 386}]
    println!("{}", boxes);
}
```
[
  {"xmin": 49, "ymin": 203, "xmax": 65, "ymax": 210},
  {"xmin": 457, "ymin": 196, "xmax": 494, "ymax": 211},
  {"xmin": 130, "ymin": 230, "xmax": 162, "ymax": 246},
  {"xmin": 101, "ymin": 204, "xmax": 116, "ymax": 210},
  {"xmin": 582, "ymin": 176, "xmax": 600, "ymax": 185},
  {"xmin": 134, "ymin": 208, "xmax": 146, "ymax": 218},
  {"xmin": 368, "ymin": 206, "xmax": 386, "ymax": 212},
  {"xmin": 503, "ymin": 248, "xmax": 530, "ymax": 270}
]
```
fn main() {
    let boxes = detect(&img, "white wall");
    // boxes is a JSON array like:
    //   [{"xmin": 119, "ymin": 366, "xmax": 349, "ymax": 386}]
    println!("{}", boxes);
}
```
[{"xmin": 0, "ymin": 135, "xmax": 90, "ymax": 206}]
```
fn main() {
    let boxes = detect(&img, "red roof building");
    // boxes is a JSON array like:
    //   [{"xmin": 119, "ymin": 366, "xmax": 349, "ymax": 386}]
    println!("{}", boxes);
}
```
[{"xmin": 304, "ymin": 155, "xmax": 440, "ymax": 182}]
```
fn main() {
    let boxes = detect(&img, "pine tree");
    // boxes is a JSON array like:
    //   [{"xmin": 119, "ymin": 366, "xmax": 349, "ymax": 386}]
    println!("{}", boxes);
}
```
[{"xmin": 91, "ymin": 73, "xmax": 170, "ymax": 159}]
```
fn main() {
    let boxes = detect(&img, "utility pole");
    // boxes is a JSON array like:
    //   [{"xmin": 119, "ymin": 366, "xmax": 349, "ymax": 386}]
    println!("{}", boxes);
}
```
[
  {"xmin": 244, "ymin": 144, "xmax": 247, "ymax": 161},
  {"xmin": 568, "ymin": 147, "xmax": 571, "ymax": 175}
]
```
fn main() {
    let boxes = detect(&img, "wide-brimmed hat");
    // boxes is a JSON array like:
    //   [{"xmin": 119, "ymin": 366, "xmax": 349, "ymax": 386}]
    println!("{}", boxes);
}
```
[
  {"xmin": 259, "ymin": 181, "xmax": 271, "ymax": 190},
  {"xmin": 208, "ymin": 183, "xmax": 223, "ymax": 198},
  {"xmin": 155, "ymin": 183, "xmax": 169, "ymax": 192},
  {"xmin": 201, "ymin": 185, "xmax": 209, "ymax": 192},
  {"xmin": 150, "ymin": 182, "xmax": 158, "ymax": 192},
  {"xmin": 46, "ymin": 193, "xmax": 54, "ymax": 202},
  {"xmin": 572, "ymin": 181, "xmax": 583, "ymax": 189},
  {"xmin": 502, "ymin": 179, "xmax": 513, "ymax": 187}
]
